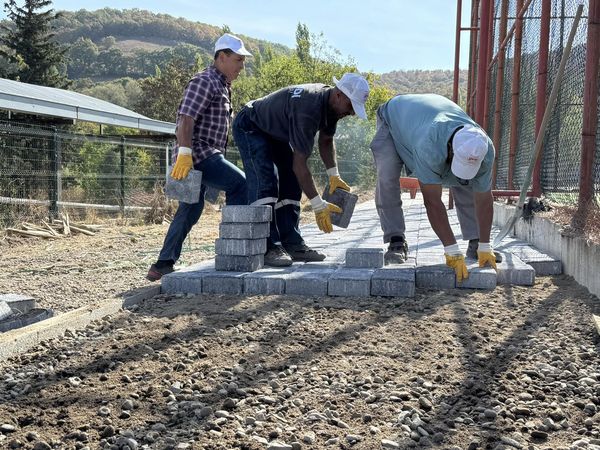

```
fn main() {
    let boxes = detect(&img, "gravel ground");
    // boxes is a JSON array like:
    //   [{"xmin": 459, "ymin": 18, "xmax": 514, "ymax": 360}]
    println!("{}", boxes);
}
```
[
  {"xmin": 1, "ymin": 198, "xmax": 600, "ymax": 449},
  {"xmin": 0, "ymin": 207, "xmax": 222, "ymax": 314},
  {"xmin": 1, "ymin": 276, "xmax": 599, "ymax": 449}
]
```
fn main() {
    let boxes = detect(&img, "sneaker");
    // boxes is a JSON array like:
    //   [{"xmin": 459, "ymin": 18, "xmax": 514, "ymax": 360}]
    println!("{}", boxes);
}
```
[
  {"xmin": 264, "ymin": 246, "xmax": 293, "ymax": 267},
  {"xmin": 146, "ymin": 263, "xmax": 174, "ymax": 282},
  {"xmin": 385, "ymin": 236, "xmax": 408, "ymax": 264},
  {"xmin": 284, "ymin": 243, "xmax": 326, "ymax": 262},
  {"xmin": 466, "ymin": 239, "xmax": 503, "ymax": 262}
]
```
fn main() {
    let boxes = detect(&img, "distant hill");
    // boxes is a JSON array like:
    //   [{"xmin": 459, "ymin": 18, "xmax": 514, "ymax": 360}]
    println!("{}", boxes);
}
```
[
  {"xmin": 44, "ymin": 8, "xmax": 292, "ymax": 80},
  {"xmin": 0, "ymin": 8, "xmax": 467, "ymax": 110},
  {"xmin": 377, "ymin": 69, "xmax": 469, "ymax": 106}
]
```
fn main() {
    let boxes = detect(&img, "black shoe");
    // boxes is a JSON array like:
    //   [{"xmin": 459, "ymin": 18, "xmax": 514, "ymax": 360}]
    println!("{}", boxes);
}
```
[
  {"xmin": 284, "ymin": 243, "xmax": 326, "ymax": 262},
  {"xmin": 264, "ymin": 246, "xmax": 293, "ymax": 267},
  {"xmin": 385, "ymin": 236, "xmax": 408, "ymax": 264},
  {"xmin": 467, "ymin": 239, "xmax": 503, "ymax": 262},
  {"xmin": 146, "ymin": 263, "xmax": 174, "ymax": 282}
]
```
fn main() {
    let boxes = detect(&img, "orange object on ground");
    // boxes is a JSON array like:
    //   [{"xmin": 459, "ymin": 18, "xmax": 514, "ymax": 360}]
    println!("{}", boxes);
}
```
[{"xmin": 400, "ymin": 177, "xmax": 420, "ymax": 199}]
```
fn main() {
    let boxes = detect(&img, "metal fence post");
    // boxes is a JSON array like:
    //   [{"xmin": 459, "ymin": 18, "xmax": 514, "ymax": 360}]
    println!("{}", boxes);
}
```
[
  {"xmin": 475, "ymin": 0, "xmax": 492, "ymax": 125},
  {"xmin": 467, "ymin": 0, "xmax": 480, "ymax": 116},
  {"xmin": 507, "ymin": 0, "xmax": 525, "ymax": 190},
  {"xmin": 492, "ymin": 0, "xmax": 509, "ymax": 189},
  {"xmin": 50, "ymin": 127, "xmax": 61, "ymax": 219},
  {"xmin": 120, "ymin": 136, "xmax": 125, "ymax": 217},
  {"xmin": 532, "ymin": 0, "xmax": 551, "ymax": 197},
  {"xmin": 578, "ymin": 0, "xmax": 600, "ymax": 208}
]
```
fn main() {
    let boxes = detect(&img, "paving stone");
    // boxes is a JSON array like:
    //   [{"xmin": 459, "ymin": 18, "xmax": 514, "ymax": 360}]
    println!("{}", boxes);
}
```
[
  {"xmin": 221, "ymin": 205, "xmax": 271, "ymax": 223},
  {"xmin": 202, "ymin": 271, "xmax": 246, "ymax": 294},
  {"xmin": 285, "ymin": 269, "xmax": 335, "ymax": 296},
  {"xmin": 345, "ymin": 248, "xmax": 384, "ymax": 268},
  {"xmin": 164, "ymin": 169, "xmax": 202, "ymax": 204},
  {"xmin": 0, "ymin": 301, "xmax": 13, "ymax": 321},
  {"xmin": 496, "ymin": 253, "xmax": 535, "ymax": 286},
  {"xmin": 328, "ymin": 268, "xmax": 374, "ymax": 296},
  {"xmin": 371, "ymin": 265, "xmax": 415, "ymax": 297},
  {"xmin": 0, "ymin": 294, "xmax": 36, "ymax": 314},
  {"xmin": 164, "ymin": 274, "xmax": 203, "ymax": 295},
  {"xmin": 456, "ymin": 265, "xmax": 497, "ymax": 290},
  {"xmin": 244, "ymin": 267, "xmax": 298, "ymax": 295},
  {"xmin": 220, "ymin": 222, "xmax": 269, "ymax": 239},
  {"xmin": 322, "ymin": 188, "xmax": 358, "ymax": 228},
  {"xmin": 215, "ymin": 254, "xmax": 264, "ymax": 272},
  {"xmin": 500, "ymin": 244, "xmax": 562, "ymax": 275},
  {"xmin": 416, "ymin": 262, "xmax": 456, "ymax": 289},
  {"xmin": 215, "ymin": 238, "xmax": 267, "ymax": 256}
]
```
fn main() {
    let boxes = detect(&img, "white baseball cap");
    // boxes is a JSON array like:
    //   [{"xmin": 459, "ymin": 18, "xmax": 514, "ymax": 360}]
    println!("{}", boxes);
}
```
[
  {"xmin": 214, "ymin": 33, "xmax": 252, "ymax": 56},
  {"xmin": 451, "ymin": 125, "xmax": 489, "ymax": 180},
  {"xmin": 332, "ymin": 73, "xmax": 370, "ymax": 119}
]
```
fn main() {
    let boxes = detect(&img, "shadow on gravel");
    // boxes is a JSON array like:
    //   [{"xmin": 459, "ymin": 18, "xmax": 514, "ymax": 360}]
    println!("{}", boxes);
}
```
[{"xmin": 3, "ymin": 278, "xmax": 598, "ymax": 448}]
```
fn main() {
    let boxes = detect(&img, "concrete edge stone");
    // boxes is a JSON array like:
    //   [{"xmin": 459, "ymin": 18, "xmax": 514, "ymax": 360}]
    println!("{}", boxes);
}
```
[
  {"xmin": 0, "ymin": 285, "xmax": 161, "ymax": 361},
  {"xmin": 593, "ymin": 315, "xmax": 600, "ymax": 336}
]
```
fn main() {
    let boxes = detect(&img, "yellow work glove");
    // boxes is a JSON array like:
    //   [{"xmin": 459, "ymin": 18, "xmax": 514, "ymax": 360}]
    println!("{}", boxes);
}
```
[
  {"xmin": 170, "ymin": 146, "xmax": 193, "ymax": 180},
  {"xmin": 326, "ymin": 167, "xmax": 351, "ymax": 194},
  {"xmin": 444, "ymin": 244, "xmax": 469, "ymax": 282},
  {"xmin": 310, "ymin": 196, "xmax": 343, "ymax": 233},
  {"xmin": 477, "ymin": 242, "xmax": 498, "ymax": 270}
]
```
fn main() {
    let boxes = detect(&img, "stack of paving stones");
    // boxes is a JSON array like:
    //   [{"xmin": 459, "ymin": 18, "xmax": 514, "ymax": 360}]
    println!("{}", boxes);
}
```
[
  {"xmin": 161, "ymin": 198, "xmax": 562, "ymax": 298},
  {"xmin": 215, "ymin": 205, "xmax": 271, "ymax": 272},
  {"xmin": 0, "ymin": 294, "xmax": 53, "ymax": 332}
]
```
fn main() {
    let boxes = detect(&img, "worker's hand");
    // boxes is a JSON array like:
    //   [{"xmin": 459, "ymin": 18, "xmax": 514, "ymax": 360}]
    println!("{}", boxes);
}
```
[
  {"xmin": 326, "ymin": 167, "xmax": 350, "ymax": 194},
  {"xmin": 170, "ymin": 147, "xmax": 193, "ymax": 180},
  {"xmin": 311, "ymin": 196, "xmax": 342, "ymax": 233},
  {"xmin": 329, "ymin": 176, "xmax": 350, "ymax": 194},
  {"xmin": 477, "ymin": 242, "xmax": 497, "ymax": 270},
  {"xmin": 445, "ymin": 254, "xmax": 469, "ymax": 282}
]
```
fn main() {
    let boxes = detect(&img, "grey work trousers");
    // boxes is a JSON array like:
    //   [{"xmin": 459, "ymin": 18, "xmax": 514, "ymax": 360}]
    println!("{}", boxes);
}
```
[{"xmin": 369, "ymin": 110, "xmax": 480, "ymax": 244}]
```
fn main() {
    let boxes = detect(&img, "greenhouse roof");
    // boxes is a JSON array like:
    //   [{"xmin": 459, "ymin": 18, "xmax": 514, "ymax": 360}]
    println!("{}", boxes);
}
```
[{"xmin": 0, "ymin": 78, "xmax": 175, "ymax": 134}]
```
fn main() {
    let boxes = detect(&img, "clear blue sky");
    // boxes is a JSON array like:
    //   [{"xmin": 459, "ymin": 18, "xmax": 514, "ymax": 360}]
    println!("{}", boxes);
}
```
[{"xmin": 1, "ymin": 1, "xmax": 473, "ymax": 74}]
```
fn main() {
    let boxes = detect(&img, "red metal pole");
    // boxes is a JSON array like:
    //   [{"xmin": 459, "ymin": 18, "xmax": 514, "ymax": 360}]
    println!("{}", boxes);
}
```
[
  {"xmin": 579, "ymin": 0, "xmax": 600, "ymax": 206},
  {"xmin": 507, "ymin": 0, "xmax": 524, "ymax": 190},
  {"xmin": 532, "ymin": 0, "xmax": 551, "ymax": 197},
  {"xmin": 483, "ymin": 0, "xmax": 495, "ymax": 130},
  {"xmin": 450, "ymin": 0, "xmax": 465, "ymax": 211},
  {"xmin": 453, "ymin": 0, "xmax": 463, "ymax": 105},
  {"xmin": 475, "ymin": 0, "xmax": 492, "ymax": 125},
  {"xmin": 492, "ymin": 0, "xmax": 509, "ymax": 189},
  {"xmin": 467, "ymin": 0, "xmax": 480, "ymax": 116}
]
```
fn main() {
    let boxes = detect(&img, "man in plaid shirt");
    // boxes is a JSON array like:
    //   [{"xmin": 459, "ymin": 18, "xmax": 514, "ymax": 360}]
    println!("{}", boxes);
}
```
[{"xmin": 147, "ymin": 33, "xmax": 251, "ymax": 281}]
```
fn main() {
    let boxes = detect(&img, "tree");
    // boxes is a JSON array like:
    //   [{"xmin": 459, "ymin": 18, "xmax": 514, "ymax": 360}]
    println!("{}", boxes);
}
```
[
  {"xmin": 136, "ymin": 59, "xmax": 199, "ymax": 122},
  {"xmin": 0, "ymin": 0, "xmax": 69, "ymax": 87},
  {"xmin": 295, "ymin": 23, "xmax": 311, "ymax": 66}
]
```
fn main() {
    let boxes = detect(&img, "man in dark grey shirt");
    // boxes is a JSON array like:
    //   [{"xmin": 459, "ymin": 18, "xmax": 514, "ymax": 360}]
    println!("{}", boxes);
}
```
[{"xmin": 232, "ymin": 73, "xmax": 370, "ymax": 266}]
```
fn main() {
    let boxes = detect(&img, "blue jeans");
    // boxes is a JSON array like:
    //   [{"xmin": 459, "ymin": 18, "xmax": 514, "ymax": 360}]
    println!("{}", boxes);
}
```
[
  {"xmin": 158, "ymin": 153, "xmax": 247, "ymax": 264},
  {"xmin": 232, "ymin": 107, "xmax": 303, "ymax": 249}
]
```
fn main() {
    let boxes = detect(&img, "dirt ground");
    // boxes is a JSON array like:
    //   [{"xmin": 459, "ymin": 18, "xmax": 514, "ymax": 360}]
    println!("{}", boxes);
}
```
[{"xmin": 0, "ymin": 196, "xmax": 599, "ymax": 449}]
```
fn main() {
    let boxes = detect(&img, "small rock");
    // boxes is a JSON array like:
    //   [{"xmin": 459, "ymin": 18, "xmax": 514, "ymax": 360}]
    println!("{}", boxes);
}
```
[{"xmin": 381, "ymin": 439, "xmax": 400, "ymax": 449}]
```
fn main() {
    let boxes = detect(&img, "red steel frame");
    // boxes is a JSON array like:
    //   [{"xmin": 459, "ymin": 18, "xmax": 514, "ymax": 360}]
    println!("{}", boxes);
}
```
[
  {"xmin": 579, "ymin": 0, "xmax": 600, "ymax": 207},
  {"xmin": 507, "ymin": 0, "xmax": 524, "ymax": 190},
  {"xmin": 491, "ymin": 0, "xmax": 509, "ymax": 189},
  {"xmin": 532, "ymin": 0, "xmax": 551, "ymax": 197},
  {"xmin": 454, "ymin": 0, "xmax": 599, "ymax": 200}
]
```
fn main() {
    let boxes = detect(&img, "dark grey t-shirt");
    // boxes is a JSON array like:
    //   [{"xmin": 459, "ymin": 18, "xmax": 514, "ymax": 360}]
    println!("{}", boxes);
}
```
[{"xmin": 245, "ymin": 83, "xmax": 338, "ymax": 155}]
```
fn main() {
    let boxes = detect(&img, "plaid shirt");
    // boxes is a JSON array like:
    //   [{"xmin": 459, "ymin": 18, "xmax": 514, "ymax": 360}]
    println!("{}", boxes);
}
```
[{"xmin": 176, "ymin": 65, "xmax": 232, "ymax": 165}]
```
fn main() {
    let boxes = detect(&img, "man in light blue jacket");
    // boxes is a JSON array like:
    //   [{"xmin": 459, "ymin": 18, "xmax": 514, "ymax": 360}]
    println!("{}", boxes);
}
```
[{"xmin": 370, "ymin": 93, "xmax": 499, "ymax": 282}]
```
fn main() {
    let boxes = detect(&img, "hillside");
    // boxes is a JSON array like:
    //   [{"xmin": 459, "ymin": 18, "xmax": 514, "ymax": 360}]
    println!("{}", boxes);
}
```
[
  {"xmin": 47, "ymin": 8, "xmax": 292, "ymax": 80},
  {"xmin": 1, "ymin": 8, "xmax": 468, "ymax": 112},
  {"xmin": 378, "ymin": 69, "xmax": 469, "ymax": 106}
]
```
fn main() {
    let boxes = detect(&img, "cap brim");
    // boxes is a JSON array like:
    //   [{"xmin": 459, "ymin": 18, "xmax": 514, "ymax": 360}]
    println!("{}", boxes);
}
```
[
  {"xmin": 451, "ymin": 158, "xmax": 480, "ymax": 180},
  {"xmin": 233, "ymin": 47, "xmax": 252, "ymax": 56},
  {"xmin": 351, "ymin": 100, "xmax": 367, "ymax": 120}
]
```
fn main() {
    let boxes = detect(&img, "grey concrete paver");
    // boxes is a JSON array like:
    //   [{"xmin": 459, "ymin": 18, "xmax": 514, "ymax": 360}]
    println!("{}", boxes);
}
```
[{"xmin": 162, "ymin": 195, "xmax": 550, "ymax": 297}]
